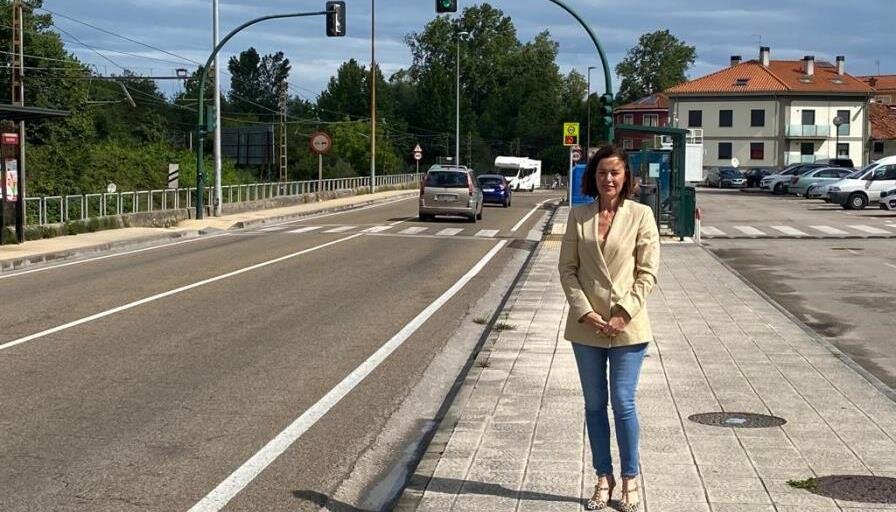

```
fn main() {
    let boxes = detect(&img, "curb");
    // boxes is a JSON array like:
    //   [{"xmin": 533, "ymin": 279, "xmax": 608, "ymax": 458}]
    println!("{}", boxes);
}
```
[
  {"xmin": 231, "ymin": 191, "xmax": 418, "ymax": 230},
  {"xmin": 392, "ymin": 202, "xmax": 560, "ymax": 511},
  {"xmin": 701, "ymin": 246, "xmax": 896, "ymax": 404}
]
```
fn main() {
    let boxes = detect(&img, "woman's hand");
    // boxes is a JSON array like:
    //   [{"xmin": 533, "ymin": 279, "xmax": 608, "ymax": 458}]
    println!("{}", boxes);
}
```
[
  {"xmin": 580, "ymin": 312, "xmax": 609, "ymax": 333},
  {"xmin": 604, "ymin": 314, "xmax": 628, "ymax": 336}
]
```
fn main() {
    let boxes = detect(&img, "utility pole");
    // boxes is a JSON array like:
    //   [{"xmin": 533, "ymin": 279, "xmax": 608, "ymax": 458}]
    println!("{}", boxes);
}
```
[
  {"xmin": 369, "ymin": 0, "xmax": 376, "ymax": 192},
  {"xmin": 213, "ymin": 0, "xmax": 223, "ymax": 216},
  {"xmin": 455, "ymin": 31, "xmax": 468, "ymax": 167},
  {"xmin": 467, "ymin": 131, "xmax": 471, "ymax": 166},
  {"xmin": 278, "ymin": 80, "xmax": 288, "ymax": 182},
  {"xmin": 11, "ymin": 0, "xmax": 25, "ymax": 240}
]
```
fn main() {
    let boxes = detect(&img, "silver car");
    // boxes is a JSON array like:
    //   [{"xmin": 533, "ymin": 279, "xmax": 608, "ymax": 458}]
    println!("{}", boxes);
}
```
[{"xmin": 418, "ymin": 166, "xmax": 484, "ymax": 222}]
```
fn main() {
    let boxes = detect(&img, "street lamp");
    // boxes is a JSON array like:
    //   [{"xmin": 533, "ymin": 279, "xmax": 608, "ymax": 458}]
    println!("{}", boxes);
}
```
[
  {"xmin": 456, "ymin": 30, "xmax": 469, "ymax": 168},
  {"xmin": 833, "ymin": 116, "xmax": 844, "ymax": 158},
  {"xmin": 587, "ymin": 65, "xmax": 596, "ymax": 157},
  {"xmin": 370, "ymin": 0, "xmax": 376, "ymax": 192}
]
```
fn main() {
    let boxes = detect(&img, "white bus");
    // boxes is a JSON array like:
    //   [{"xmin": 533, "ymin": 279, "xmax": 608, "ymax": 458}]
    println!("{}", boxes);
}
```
[{"xmin": 493, "ymin": 156, "xmax": 542, "ymax": 191}]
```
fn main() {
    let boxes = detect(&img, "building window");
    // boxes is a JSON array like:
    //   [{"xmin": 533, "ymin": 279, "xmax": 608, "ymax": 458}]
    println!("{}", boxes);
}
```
[
  {"xmin": 623, "ymin": 114, "xmax": 634, "ymax": 125},
  {"xmin": 837, "ymin": 143, "xmax": 849, "ymax": 157},
  {"xmin": 750, "ymin": 143, "xmax": 764, "ymax": 160},
  {"xmin": 800, "ymin": 142, "xmax": 814, "ymax": 156},
  {"xmin": 874, "ymin": 141, "xmax": 885, "ymax": 153},
  {"xmin": 718, "ymin": 142, "xmax": 732, "ymax": 159},
  {"xmin": 688, "ymin": 110, "xmax": 702, "ymax": 127},
  {"xmin": 836, "ymin": 109, "xmax": 850, "ymax": 136},
  {"xmin": 643, "ymin": 114, "xmax": 658, "ymax": 127},
  {"xmin": 801, "ymin": 110, "xmax": 815, "ymax": 126},
  {"xmin": 719, "ymin": 110, "xmax": 733, "ymax": 127},
  {"xmin": 751, "ymin": 109, "xmax": 765, "ymax": 127},
  {"xmin": 622, "ymin": 139, "xmax": 634, "ymax": 150}
]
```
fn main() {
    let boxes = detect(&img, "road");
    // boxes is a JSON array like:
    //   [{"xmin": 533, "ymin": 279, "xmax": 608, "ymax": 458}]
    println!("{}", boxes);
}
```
[
  {"xmin": 698, "ymin": 188, "xmax": 896, "ymax": 390},
  {"xmin": 0, "ymin": 191, "xmax": 560, "ymax": 512}
]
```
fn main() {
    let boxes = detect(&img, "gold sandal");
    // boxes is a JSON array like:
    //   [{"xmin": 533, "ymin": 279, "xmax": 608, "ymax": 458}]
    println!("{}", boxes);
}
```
[
  {"xmin": 618, "ymin": 477, "xmax": 640, "ymax": 512},
  {"xmin": 585, "ymin": 474, "xmax": 615, "ymax": 510}
]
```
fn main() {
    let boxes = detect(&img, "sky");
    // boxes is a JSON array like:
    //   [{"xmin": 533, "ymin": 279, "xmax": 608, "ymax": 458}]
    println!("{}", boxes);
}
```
[{"xmin": 40, "ymin": 0, "xmax": 894, "ymax": 102}]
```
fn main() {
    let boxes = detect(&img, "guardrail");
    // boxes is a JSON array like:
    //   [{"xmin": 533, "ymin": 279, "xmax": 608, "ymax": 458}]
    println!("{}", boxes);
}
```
[{"xmin": 25, "ymin": 173, "xmax": 421, "ymax": 226}]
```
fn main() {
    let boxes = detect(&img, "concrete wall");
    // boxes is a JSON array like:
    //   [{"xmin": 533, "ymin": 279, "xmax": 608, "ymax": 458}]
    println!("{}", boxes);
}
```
[{"xmin": 786, "ymin": 100, "xmax": 867, "ymax": 164}]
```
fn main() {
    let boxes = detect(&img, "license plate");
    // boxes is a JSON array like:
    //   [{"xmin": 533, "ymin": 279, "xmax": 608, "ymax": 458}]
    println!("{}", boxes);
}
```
[
  {"xmin": 483, "ymin": 188, "xmax": 495, "ymax": 192},
  {"xmin": 436, "ymin": 194, "xmax": 457, "ymax": 201}
]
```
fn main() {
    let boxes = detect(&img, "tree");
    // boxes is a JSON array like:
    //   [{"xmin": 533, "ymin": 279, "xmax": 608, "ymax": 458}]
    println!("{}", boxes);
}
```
[
  {"xmin": 615, "ymin": 30, "xmax": 696, "ymax": 105},
  {"xmin": 227, "ymin": 47, "xmax": 291, "ymax": 116}
]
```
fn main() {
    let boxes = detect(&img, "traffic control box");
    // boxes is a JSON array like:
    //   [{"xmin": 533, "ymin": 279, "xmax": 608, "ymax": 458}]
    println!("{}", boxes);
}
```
[{"xmin": 678, "ymin": 185, "xmax": 696, "ymax": 238}]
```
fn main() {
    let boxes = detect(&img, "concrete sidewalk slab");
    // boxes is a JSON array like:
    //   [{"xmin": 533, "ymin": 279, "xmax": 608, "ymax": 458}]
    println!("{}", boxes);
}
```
[
  {"xmin": 0, "ymin": 190, "xmax": 416, "ymax": 271},
  {"xmin": 398, "ymin": 207, "xmax": 896, "ymax": 511}
]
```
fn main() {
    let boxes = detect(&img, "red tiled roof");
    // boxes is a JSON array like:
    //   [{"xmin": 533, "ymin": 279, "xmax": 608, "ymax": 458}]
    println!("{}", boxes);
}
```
[
  {"xmin": 870, "ymin": 103, "xmax": 896, "ymax": 140},
  {"xmin": 858, "ymin": 75, "xmax": 896, "ymax": 93},
  {"xmin": 616, "ymin": 93, "xmax": 669, "ymax": 112},
  {"xmin": 667, "ymin": 60, "xmax": 874, "ymax": 95}
]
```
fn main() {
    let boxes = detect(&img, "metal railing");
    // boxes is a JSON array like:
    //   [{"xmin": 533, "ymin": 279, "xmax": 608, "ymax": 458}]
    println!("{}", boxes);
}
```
[
  {"xmin": 25, "ymin": 173, "xmax": 421, "ymax": 226},
  {"xmin": 785, "ymin": 153, "xmax": 817, "ymax": 165},
  {"xmin": 786, "ymin": 124, "xmax": 831, "ymax": 138}
]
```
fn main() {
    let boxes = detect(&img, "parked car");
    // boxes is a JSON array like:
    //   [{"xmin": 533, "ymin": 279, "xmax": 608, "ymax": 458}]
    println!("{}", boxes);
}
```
[
  {"xmin": 760, "ymin": 164, "xmax": 825, "ymax": 194},
  {"xmin": 744, "ymin": 168, "xmax": 776, "ymax": 188},
  {"xmin": 879, "ymin": 187, "xmax": 896, "ymax": 211},
  {"xmin": 827, "ymin": 155, "xmax": 896, "ymax": 210},
  {"xmin": 808, "ymin": 169, "xmax": 865, "ymax": 199},
  {"xmin": 418, "ymin": 166, "xmax": 484, "ymax": 222},
  {"xmin": 789, "ymin": 167, "xmax": 855, "ymax": 197},
  {"xmin": 815, "ymin": 157, "xmax": 855, "ymax": 168},
  {"xmin": 477, "ymin": 174, "xmax": 512, "ymax": 207},
  {"xmin": 706, "ymin": 167, "xmax": 746, "ymax": 188}
]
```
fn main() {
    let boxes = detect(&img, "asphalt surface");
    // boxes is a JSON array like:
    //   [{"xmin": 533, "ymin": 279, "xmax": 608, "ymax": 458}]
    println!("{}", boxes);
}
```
[
  {"xmin": 0, "ymin": 191, "xmax": 560, "ymax": 511},
  {"xmin": 698, "ymin": 188, "xmax": 896, "ymax": 390}
]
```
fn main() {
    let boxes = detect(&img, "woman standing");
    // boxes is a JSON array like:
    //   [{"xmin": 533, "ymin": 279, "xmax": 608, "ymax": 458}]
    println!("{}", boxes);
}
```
[{"xmin": 558, "ymin": 145, "xmax": 660, "ymax": 511}]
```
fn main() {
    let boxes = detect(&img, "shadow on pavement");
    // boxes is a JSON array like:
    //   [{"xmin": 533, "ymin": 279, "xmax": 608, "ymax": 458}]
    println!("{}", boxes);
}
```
[{"xmin": 805, "ymin": 475, "xmax": 896, "ymax": 504}]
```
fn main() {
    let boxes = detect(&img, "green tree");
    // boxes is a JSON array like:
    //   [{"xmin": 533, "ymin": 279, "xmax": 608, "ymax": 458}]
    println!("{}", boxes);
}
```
[
  {"xmin": 615, "ymin": 30, "xmax": 696, "ymax": 104},
  {"xmin": 227, "ymin": 47, "xmax": 291, "ymax": 116}
]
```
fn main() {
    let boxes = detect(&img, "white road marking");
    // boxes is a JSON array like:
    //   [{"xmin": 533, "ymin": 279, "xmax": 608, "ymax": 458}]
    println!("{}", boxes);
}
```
[
  {"xmin": 811, "ymin": 225, "xmax": 848, "ymax": 235},
  {"xmin": 187, "ymin": 239, "xmax": 509, "ymax": 512},
  {"xmin": 700, "ymin": 226, "xmax": 726, "ymax": 236},
  {"xmin": 436, "ymin": 228, "xmax": 463, "ymax": 236},
  {"xmin": 286, "ymin": 226, "xmax": 322, "ymax": 234},
  {"xmin": 0, "ymin": 235, "xmax": 362, "ymax": 353},
  {"xmin": 323, "ymin": 225, "xmax": 356, "ymax": 233},
  {"xmin": 0, "ymin": 233, "xmax": 232, "ymax": 281},
  {"xmin": 361, "ymin": 225, "xmax": 393, "ymax": 233},
  {"xmin": 259, "ymin": 226, "xmax": 286, "ymax": 232},
  {"xmin": 474, "ymin": 229, "xmax": 499, "ymax": 238},
  {"xmin": 850, "ymin": 224, "xmax": 890, "ymax": 235},
  {"xmin": 255, "ymin": 195, "xmax": 417, "ymax": 230},
  {"xmin": 770, "ymin": 225, "xmax": 809, "ymax": 236},
  {"xmin": 399, "ymin": 227, "xmax": 428, "ymax": 235},
  {"xmin": 734, "ymin": 225, "xmax": 766, "ymax": 236},
  {"xmin": 510, "ymin": 197, "xmax": 559, "ymax": 232},
  {"xmin": 886, "ymin": 263, "xmax": 896, "ymax": 270}
]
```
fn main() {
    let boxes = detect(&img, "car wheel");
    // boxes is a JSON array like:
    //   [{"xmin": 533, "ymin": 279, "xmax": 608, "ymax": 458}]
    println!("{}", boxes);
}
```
[
  {"xmin": 848, "ymin": 192, "xmax": 868, "ymax": 210},
  {"xmin": 773, "ymin": 183, "xmax": 785, "ymax": 195},
  {"xmin": 502, "ymin": 198, "xmax": 509, "ymax": 208},
  {"xmin": 419, "ymin": 213, "xmax": 430, "ymax": 221}
]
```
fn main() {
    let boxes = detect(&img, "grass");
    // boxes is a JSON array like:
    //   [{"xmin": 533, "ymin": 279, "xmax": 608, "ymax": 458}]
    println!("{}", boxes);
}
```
[
  {"xmin": 494, "ymin": 322, "xmax": 517, "ymax": 331},
  {"xmin": 787, "ymin": 477, "xmax": 817, "ymax": 490},
  {"xmin": 472, "ymin": 316, "xmax": 488, "ymax": 325}
]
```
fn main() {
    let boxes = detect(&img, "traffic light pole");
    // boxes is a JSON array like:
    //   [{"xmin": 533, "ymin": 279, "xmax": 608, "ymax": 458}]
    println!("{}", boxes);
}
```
[{"xmin": 195, "ymin": 10, "xmax": 329, "ymax": 219}]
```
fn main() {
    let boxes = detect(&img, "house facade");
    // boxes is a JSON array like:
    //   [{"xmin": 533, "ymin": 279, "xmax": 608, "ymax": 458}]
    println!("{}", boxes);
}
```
[
  {"xmin": 666, "ymin": 48, "xmax": 874, "ymax": 169},
  {"xmin": 613, "ymin": 93, "xmax": 670, "ymax": 151},
  {"xmin": 859, "ymin": 75, "xmax": 896, "ymax": 105},
  {"xmin": 869, "ymin": 103, "xmax": 896, "ymax": 160}
]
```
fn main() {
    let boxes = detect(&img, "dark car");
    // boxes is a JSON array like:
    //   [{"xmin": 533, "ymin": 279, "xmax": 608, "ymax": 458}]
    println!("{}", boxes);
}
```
[
  {"xmin": 744, "ymin": 168, "xmax": 776, "ymax": 188},
  {"xmin": 477, "ymin": 174, "xmax": 512, "ymax": 207},
  {"xmin": 815, "ymin": 157, "xmax": 855, "ymax": 168},
  {"xmin": 707, "ymin": 167, "xmax": 747, "ymax": 188}
]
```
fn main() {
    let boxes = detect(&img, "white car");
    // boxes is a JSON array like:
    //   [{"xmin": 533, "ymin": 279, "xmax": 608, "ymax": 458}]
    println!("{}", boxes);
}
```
[
  {"xmin": 827, "ymin": 155, "xmax": 896, "ymax": 210},
  {"xmin": 880, "ymin": 188, "xmax": 896, "ymax": 211},
  {"xmin": 760, "ymin": 164, "xmax": 818, "ymax": 194}
]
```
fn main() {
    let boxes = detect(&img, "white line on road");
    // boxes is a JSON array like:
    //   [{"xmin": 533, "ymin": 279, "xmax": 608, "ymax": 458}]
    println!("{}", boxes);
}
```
[
  {"xmin": 850, "ymin": 224, "xmax": 890, "ymax": 235},
  {"xmin": 323, "ymin": 225, "xmax": 356, "ymax": 233},
  {"xmin": 286, "ymin": 226, "xmax": 322, "ymax": 234},
  {"xmin": 810, "ymin": 225, "xmax": 849, "ymax": 235},
  {"xmin": 770, "ymin": 225, "xmax": 809, "ymax": 236},
  {"xmin": 257, "ymin": 195, "xmax": 417, "ymax": 230},
  {"xmin": 399, "ymin": 227, "xmax": 428, "ymax": 235},
  {"xmin": 187, "ymin": 239, "xmax": 509, "ymax": 512},
  {"xmin": 510, "ymin": 197, "xmax": 559, "ymax": 232},
  {"xmin": 700, "ymin": 226, "xmax": 726, "ymax": 236},
  {"xmin": 734, "ymin": 225, "xmax": 766, "ymax": 236},
  {"xmin": 258, "ymin": 226, "xmax": 286, "ymax": 232},
  {"xmin": 436, "ymin": 228, "xmax": 463, "ymax": 236},
  {"xmin": 886, "ymin": 263, "xmax": 896, "ymax": 270},
  {"xmin": 361, "ymin": 225, "xmax": 393, "ymax": 233},
  {"xmin": 0, "ymin": 233, "xmax": 232, "ymax": 281},
  {"xmin": 474, "ymin": 229, "xmax": 499, "ymax": 238},
  {"xmin": 0, "ymin": 235, "xmax": 362, "ymax": 353}
]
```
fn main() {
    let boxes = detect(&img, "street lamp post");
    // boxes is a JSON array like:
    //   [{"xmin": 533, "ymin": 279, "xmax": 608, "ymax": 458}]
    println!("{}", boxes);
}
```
[
  {"xmin": 587, "ymin": 65, "xmax": 596, "ymax": 157},
  {"xmin": 370, "ymin": 0, "xmax": 376, "ymax": 192},
  {"xmin": 455, "ymin": 30, "xmax": 469, "ymax": 168},
  {"xmin": 833, "ymin": 116, "xmax": 844, "ymax": 158}
]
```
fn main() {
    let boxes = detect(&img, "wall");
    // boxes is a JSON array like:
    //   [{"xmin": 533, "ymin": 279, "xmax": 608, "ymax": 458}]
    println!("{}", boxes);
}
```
[{"xmin": 786, "ymin": 99, "xmax": 867, "ymax": 164}]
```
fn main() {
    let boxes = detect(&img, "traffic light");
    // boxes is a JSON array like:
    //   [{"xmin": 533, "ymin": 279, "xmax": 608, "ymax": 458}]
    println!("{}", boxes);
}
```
[
  {"xmin": 436, "ymin": 0, "xmax": 457, "ymax": 13},
  {"xmin": 326, "ymin": 1, "xmax": 346, "ymax": 37},
  {"xmin": 598, "ymin": 93, "xmax": 614, "ymax": 126}
]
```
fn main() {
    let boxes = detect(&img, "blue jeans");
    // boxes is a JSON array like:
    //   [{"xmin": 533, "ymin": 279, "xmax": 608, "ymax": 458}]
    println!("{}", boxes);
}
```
[{"xmin": 572, "ymin": 342, "xmax": 647, "ymax": 478}]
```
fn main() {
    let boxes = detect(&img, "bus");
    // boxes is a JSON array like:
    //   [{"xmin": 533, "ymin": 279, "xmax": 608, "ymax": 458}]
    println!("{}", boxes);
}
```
[{"xmin": 493, "ymin": 156, "xmax": 542, "ymax": 191}]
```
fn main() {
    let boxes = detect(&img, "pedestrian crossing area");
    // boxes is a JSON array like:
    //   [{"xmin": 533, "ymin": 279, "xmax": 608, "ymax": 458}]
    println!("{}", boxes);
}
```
[
  {"xmin": 700, "ymin": 222, "xmax": 896, "ymax": 238},
  {"xmin": 252, "ymin": 223, "xmax": 508, "ymax": 239}
]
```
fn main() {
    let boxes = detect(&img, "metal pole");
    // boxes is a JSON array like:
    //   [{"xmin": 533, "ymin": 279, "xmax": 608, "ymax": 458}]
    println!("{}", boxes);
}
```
[
  {"xmin": 455, "ymin": 31, "xmax": 468, "ymax": 167},
  {"xmin": 13, "ymin": 0, "xmax": 25, "ymax": 241},
  {"xmin": 370, "ymin": 0, "xmax": 376, "ymax": 193},
  {"xmin": 587, "ymin": 65, "xmax": 595, "ymax": 156},
  {"xmin": 318, "ymin": 153, "xmax": 323, "ymax": 191},
  {"xmin": 213, "ymin": 0, "xmax": 223, "ymax": 216}
]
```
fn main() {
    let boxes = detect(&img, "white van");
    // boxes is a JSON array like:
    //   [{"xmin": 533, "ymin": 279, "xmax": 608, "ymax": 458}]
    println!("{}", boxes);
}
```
[{"xmin": 827, "ymin": 155, "xmax": 896, "ymax": 210}]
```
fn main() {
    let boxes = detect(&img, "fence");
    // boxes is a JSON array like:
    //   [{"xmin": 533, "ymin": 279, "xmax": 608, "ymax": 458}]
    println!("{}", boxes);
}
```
[{"xmin": 25, "ymin": 173, "xmax": 421, "ymax": 226}]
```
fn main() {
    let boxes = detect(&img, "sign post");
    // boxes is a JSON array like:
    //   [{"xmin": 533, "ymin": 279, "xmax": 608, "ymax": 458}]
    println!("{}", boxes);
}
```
[
  {"xmin": 1, "ymin": 132, "xmax": 21, "ymax": 244},
  {"xmin": 310, "ymin": 131, "xmax": 332, "ymax": 193},
  {"xmin": 563, "ymin": 122, "xmax": 580, "ymax": 147},
  {"xmin": 413, "ymin": 143, "xmax": 423, "ymax": 174}
]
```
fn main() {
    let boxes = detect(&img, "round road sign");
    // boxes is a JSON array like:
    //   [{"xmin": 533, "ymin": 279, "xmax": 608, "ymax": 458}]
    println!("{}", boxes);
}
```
[
  {"xmin": 107, "ymin": 183, "xmax": 117, "ymax": 194},
  {"xmin": 571, "ymin": 149, "xmax": 583, "ymax": 162},
  {"xmin": 310, "ymin": 131, "xmax": 332, "ymax": 155},
  {"xmin": 730, "ymin": 157, "xmax": 740, "ymax": 168},
  {"xmin": 413, "ymin": 151, "xmax": 422, "ymax": 161}
]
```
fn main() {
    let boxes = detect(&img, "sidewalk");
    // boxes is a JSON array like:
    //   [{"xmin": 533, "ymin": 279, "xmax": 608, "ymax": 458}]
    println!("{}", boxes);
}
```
[
  {"xmin": 397, "ymin": 206, "xmax": 896, "ymax": 512},
  {"xmin": 0, "ymin": 189, "xmax": 416, "ymax": 271}
]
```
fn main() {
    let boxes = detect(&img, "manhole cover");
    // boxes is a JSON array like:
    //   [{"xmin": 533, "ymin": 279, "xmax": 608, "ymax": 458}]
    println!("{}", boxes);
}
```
[
  {"xmin": 808, "ymin": 475, "xmax": 896, "ymax": 503},
  {"xmin": 688, "ymin": 412, "xmax": 786, "ymax": 428}
]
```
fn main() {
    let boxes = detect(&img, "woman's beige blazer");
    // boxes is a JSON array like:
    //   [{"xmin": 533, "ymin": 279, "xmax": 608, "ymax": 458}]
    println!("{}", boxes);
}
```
[{"xmin": 558, "ymin": 199, "xmax": 660, "ymax": 348}]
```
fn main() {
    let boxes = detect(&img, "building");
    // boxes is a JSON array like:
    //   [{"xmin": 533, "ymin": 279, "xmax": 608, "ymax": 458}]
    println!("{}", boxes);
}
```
[
  {"xmin": 859, "ymin": 75, "xmax": 896, "ymax": 105},
  {"xmin": 869, "ymin": 103, "xmax": 896, "ymax": 160},
  {"xmin": 666, "ymin": 47, "xmax": 875, "ymax": 169},
  {"xmin": 613, "ymin": 93, "xmax": 670, "ymax": 150}
]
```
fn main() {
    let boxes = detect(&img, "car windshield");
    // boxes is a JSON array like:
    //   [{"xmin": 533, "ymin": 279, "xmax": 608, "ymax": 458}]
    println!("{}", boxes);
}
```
[
  {"xmin": 478, "ymin": 177, "xmax": 503, "ymax": 186},
  {"xmin": 844, "ymin": 170, "xmax": 864, "ymax": 179},
  {"xmin": 720, "ymin": 169, "xmax": 742, "ymax": 177},
  {"xmin": 495, "ymin": 168, "xmax": 519, "ymax": 178},
  {"xmin": 426, "ymin": 171, "xmax": 469, "ymax": 188}
]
